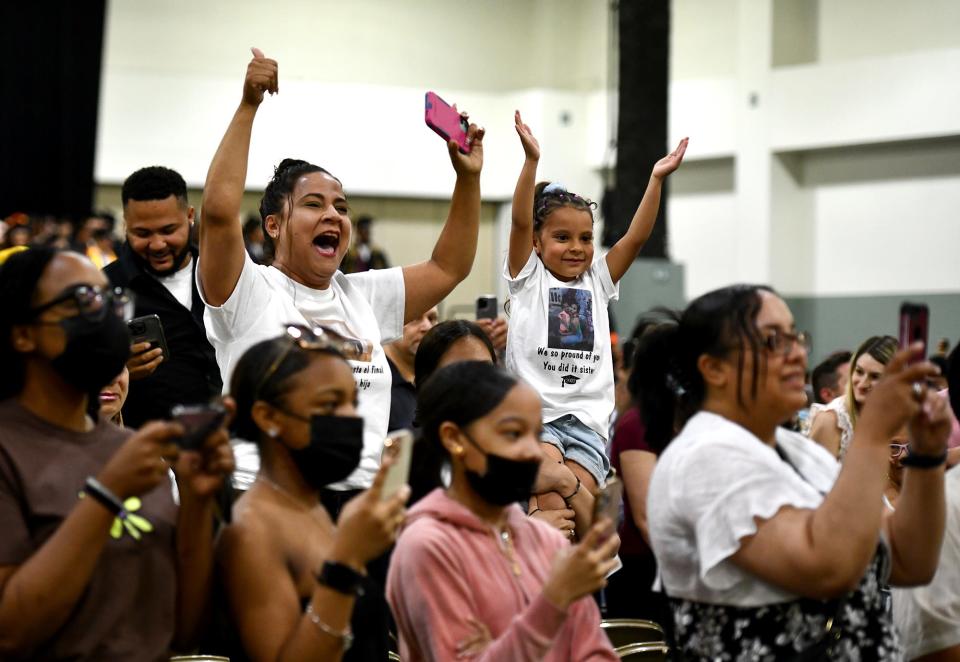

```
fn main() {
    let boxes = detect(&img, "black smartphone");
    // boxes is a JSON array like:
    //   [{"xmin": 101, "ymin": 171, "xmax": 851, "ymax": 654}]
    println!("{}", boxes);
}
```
[
  {"xmin": 898, "ymin": 302, "xmax": 929, "ymax": 362},
  {"xmin": 476, "ymin": 295, "xmax": 498, "ymax": 320},
  {"xmin": 127, "ymin": 314, "xmax": 171, "ymax": 360},
  {"xmin": 170, "ymin": 402, "xmax": 227, "ymax": 450}
]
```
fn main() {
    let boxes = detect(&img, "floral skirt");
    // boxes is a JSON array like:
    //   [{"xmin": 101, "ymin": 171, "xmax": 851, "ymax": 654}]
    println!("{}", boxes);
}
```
[{"xmin": 670, "ymin": 546, "xmax": 902, "ymax": 661}]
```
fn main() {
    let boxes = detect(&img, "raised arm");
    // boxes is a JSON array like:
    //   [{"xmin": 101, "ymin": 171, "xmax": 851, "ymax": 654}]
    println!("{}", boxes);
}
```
[
  {"xmin": 401, "ymin": 120, "xmax": 484, "ymax": 323},
  {"xmin": 199, "ymin": 48, "xmax": 278, "ymax": 307},
  {"xmin": 605, "ymin": 138, "xmax": 688, "ymax": 283},
  {"xmin": 884, "ymin": 387, "xmax": 950, "ymax": 586},
  {"xmin": 729, "ymin": 348, "xmax": 944, "ymax": 600},
  {"xmin": 508, "ymin": 110, "xmax": 539, "ymax": 278}
]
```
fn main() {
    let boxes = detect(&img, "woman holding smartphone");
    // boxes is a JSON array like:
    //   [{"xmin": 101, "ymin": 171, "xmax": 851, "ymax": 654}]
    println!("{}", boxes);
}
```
[
  {"xmin": 198, "ymin": 48, "xmax": 484, "ymax": 506},
  {"xmin": 387, "ymin": 361, "xmax": 618, "ymax": 661},
  {"xmin": 218, "ymin": 328, "xmax": 409, "ymax": 661},
  {"xmin": 0, "ymin": 248, "xmax": 233, "ymax": 660},
  {"xmin": 638, "ymin": 284, "xmax": 949, "ymax": 659}
]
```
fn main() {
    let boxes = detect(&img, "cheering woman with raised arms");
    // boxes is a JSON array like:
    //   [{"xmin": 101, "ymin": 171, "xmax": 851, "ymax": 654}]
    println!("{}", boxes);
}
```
[{"xmin": 198, "ymin": 49, "xmax": 484, "ymax": 498}]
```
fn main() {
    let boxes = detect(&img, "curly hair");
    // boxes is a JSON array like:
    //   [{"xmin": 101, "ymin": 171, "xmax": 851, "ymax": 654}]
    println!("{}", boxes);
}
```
[{"xmin": 532, "ymin": 182, "xmax": 597, "ymax": 233}]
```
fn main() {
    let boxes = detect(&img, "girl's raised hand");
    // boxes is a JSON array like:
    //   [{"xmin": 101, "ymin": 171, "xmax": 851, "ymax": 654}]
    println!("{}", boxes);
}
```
[
  {"xmin": 242, "ymin": 47, "xmax": 279, "ymax": 107},
  {"xmin": 651, "ymin": 137, "xmax": 689, "ymax": 180},
  {"xmin": 514, "ymin": 110, "xmax": 540, "ymax": 162}
]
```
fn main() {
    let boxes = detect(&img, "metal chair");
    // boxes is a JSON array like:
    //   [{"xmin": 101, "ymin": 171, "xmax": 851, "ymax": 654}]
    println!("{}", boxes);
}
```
[
  {"xmin": 600, "ymin": 618, "xmax": 666, "ymax": 649},
  {"xmin": 616, "ymin": 642, "xmax": 670, "ymax": 661}
]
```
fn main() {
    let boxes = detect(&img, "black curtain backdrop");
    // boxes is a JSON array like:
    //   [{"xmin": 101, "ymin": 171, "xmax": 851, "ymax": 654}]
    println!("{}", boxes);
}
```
[
  {"xmin": 0, "ymin": 1, "xmax": 106, "ymax": 220},
  {"xmin": 602, "ymin": 1, "xmax": 669, "ymax": 257}
]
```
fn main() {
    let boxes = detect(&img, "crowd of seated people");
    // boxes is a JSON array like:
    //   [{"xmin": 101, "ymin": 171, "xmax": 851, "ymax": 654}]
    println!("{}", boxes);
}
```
[{"xmin": 3, "ymin": 47, "xmax": 960, "ymax": 662}]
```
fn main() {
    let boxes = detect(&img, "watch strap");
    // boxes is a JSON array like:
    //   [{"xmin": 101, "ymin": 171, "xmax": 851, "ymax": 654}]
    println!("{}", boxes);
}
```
[
  {"xmin": 317, "ymin": 560, "xmax": 365, "ymax": 596},
  {"xmin": 901, "ymin": 449, "xmax": 948, "ymax": 469}
]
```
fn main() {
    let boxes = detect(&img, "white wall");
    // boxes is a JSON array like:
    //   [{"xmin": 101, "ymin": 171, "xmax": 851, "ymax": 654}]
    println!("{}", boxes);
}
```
[
  {"xmin": 97, "ymin": 0, "xmax": 960, "ymax": 303},
  {"xmin": 665, "ymin": 0, "xmax": 960, "ymax": 301}
]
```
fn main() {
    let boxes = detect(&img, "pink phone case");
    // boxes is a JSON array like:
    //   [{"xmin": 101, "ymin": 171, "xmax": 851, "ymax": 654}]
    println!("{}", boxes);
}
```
[{"xmin": 425, "ymin": 91, "xmax": 471, "ymax": 153}]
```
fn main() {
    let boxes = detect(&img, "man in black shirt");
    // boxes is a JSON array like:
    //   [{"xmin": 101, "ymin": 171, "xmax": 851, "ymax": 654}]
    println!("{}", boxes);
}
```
[{"xmin": 104, "ymin": 167, "xmax": 222, "ymax": 428}]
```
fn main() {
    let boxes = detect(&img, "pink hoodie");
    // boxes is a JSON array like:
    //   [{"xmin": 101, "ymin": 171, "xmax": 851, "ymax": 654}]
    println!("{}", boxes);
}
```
[{"xmin": 387, "ymin": 489, "xmax": 619, "ymax": 661}]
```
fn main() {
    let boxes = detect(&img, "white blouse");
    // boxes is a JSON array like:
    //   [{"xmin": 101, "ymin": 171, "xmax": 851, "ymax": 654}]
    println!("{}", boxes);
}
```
[{"xmin": 648, "ymin": 411, "xmax": 840, "ymax": 607}]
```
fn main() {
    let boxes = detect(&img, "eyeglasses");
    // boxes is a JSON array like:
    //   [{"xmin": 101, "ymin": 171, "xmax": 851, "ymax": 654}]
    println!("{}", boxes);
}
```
[
  {"xmin": 30, "ymin": 284, "xmax": 134, "ymax": 323},
  {"xmin": 255, "ymin": 324, "xmax": 373, "ymax": 399},
  {"xmin": 890, "ymin": 443, "xmax": 909, "ymax": 459},
  {"xmin": 760, "ymin": 330, "xmax": 811, "ymax": 357}
]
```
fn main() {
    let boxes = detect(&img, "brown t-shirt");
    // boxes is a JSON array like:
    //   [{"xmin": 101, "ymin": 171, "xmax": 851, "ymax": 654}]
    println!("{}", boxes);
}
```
[{"xmin": 0, "ymin": 399, "xmax": 179, "ymax": 661}]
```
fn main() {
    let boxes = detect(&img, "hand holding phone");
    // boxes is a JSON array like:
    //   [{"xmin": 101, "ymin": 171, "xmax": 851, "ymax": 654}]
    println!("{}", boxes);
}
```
[
  {"xmin": 380, "ymin": 430, "xmax": 414, "ymax": 501},
  {"xmin": 170, "ymin": 402, "xmax": 228, "ymax": 451},
  {"xmin": 128, "ymin": 314, "xmax": 171, "ymax": 361},
  {"xmin": 425, "ymin": 91, "xmax": 471, "ymax": 154}
]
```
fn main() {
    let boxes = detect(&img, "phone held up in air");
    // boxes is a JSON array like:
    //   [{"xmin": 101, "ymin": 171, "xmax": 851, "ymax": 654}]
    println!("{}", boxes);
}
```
[
  {"xmin": 170, "ymin": 401, "xmax": 228, "ymax": 450},
  {"xmin": 380, "ymin": 429, "xmax": 415, "ymax": 501},
  {"xmin": 127, "ymin": 314, "xmax": 171, "ymax": 361},
  {"xmin": 425, "ymin": 91, "xmax": 471, "ymax": 154},
  {"xmin": 476, "ymin": 294, "xmax": 498, "ymax": 320},
  {"xmin": 592, "ymin": 476, "xmax": 623, "ymax": 527},
  {"xmin": 898, "ymin": 302, "xmax": 929, "ymax": 363}
]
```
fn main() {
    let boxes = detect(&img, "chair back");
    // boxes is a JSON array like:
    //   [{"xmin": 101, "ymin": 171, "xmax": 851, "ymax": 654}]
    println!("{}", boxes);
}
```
[
  {"xmin": 616, "ymin": 642, "xmax": 670, "ymax": 661},
  {"xmin": 600, "ymin": 618, "xmax": 665, "ymax": 648}
]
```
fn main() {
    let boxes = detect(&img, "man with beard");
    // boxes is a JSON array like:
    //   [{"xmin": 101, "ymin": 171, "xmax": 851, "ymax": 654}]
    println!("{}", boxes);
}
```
[{"xmin": 104, "ymin": 166, "xmax": 222, "ymax": 428}]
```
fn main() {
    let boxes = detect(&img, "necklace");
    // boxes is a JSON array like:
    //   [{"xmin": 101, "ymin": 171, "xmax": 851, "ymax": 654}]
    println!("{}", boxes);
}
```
[
  {"xmin": 258, "ymin": 475, "xmax": 323, "ymax": 517},
  {"xmin": 496, "ymin": 526, "xmax": 522, "ymax": 577}
]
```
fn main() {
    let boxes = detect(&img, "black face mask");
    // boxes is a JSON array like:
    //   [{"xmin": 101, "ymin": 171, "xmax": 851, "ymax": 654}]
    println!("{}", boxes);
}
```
[
  {"xmin": 461, "ymin": 431, "xmax": 540, "ymax": 507},
  {"xmin": 50, "ymin": 312, "xmax": 131, "ymax": 396},
  {"xmin": 285, "ymin": 414, "xmax": 364, "ymax": 490}
]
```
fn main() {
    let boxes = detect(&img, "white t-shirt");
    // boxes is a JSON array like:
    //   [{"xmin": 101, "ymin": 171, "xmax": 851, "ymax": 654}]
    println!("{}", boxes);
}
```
[
  {"xmin": 198, "ymin": 253, "xmax": 405, "ymax": 490},
  {"xmin": 503, "ymin": 251, "xmax": 618, "ymax": 439},
  {"xmin": 154, "ymin": 258, "xmax": 194, "ymax": 311},
  {"xmin": 892, "ymin": 466, "xmax": 960, "ymax": 659},
  {"xmin": 648, "ymin": 411, "xmax": 840, "ymax": 607}
]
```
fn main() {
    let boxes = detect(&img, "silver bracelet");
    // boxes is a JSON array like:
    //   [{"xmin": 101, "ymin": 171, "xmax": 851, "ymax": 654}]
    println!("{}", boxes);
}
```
[{"xmin": 305, "ymin": 603, "xmax": 354, "ymax": 651}]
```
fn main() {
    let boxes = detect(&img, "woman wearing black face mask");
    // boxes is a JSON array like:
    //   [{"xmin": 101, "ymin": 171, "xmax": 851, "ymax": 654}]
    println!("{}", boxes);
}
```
[
  {"xmin": 387, "ymin": 361, "xmax": 620, "ymax": 661},
  {"xmin": 219, "ymin": 328, "xmax": 409, "ymax": 662},
  {"xmin": 0, "ymin": 248, "xmax": 235, "ymax": 660}
]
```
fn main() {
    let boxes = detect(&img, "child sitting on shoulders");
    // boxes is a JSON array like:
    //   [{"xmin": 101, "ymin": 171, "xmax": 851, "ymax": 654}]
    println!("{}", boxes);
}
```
[{"xmin": 505, "ymin": 109, "xmax": 687, "ymax": 537}]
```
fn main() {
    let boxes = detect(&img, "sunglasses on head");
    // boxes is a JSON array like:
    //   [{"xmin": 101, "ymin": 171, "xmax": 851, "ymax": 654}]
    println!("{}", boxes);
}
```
[{"xmin": 255, "ymin": 323, "xmax": 372, "ymax": 399}]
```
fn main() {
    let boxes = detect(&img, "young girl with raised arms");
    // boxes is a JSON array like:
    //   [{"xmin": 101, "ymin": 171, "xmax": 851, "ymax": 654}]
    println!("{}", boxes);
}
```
[{"xmin": 505, "ymin": 110, "xmax": 687, "ymax": 533}]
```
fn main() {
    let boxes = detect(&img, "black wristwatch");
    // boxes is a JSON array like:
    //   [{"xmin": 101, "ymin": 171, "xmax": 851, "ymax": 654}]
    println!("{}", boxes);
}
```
[
  {"xmin": 317, "ymin": 561, "xmax": 366, "ymax": 596},
  {"xmin": 901, "ymin": 449, "xmax": 948, "ymax": 469}
]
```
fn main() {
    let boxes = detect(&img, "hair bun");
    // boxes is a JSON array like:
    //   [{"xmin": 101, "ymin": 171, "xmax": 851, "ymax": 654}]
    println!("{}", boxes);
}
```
[{"xmin": 274, "ymin": 158, "xmax": 311, "ymax": 177}]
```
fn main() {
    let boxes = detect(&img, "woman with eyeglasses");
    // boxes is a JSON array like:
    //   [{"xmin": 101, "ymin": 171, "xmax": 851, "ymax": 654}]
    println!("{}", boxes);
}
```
[
  {"xmin": 197, "ymin": 49, "xmax": 483, "ymax": 510},
  {"xmin": 810, "ymin": 335, "xmax": 899, "ymax": 461},
  {"xmin": 218, "ymin": 327, "xmax": 409, "ymax": 661},
  {"xmin": 388, "ymin": 361, "xmax": 619, "ymax": 661},
  {"xmin": 637, "ymin": 284, "xmax": 950, "ymax": 659},
  {"xmin": 0, "ymin": 248, "xmax": 234, "ymax": 660}
]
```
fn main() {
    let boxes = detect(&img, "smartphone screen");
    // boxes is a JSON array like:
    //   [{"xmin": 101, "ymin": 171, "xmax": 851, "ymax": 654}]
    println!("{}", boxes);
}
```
[
  {"xmin": 899, "ymin": 302, "xmax": 929, "ymax": 361},
  {"xmin": 380, "ymin": 429, "xmax": 414, "ymax": 501},
  {"xmin": 592, "ymin": 477, "xmax": 623, "ymax": 526}
]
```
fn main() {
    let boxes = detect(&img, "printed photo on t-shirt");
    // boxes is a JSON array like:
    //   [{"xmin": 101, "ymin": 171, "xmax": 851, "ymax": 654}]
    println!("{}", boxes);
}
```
[{"xmin": 548, "ymin": 287, "xmax": 594, "ymax": 352}]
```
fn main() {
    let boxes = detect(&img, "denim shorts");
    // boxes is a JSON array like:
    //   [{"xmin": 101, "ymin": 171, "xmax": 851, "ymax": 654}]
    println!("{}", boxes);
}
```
[{"xmin": 541, "ymin": 414, "xmax": 611, "ymax": 486}]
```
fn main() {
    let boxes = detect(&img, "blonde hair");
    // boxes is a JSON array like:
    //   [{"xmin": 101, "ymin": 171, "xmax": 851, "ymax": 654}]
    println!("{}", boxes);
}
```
[{"xmin": 846, "ymin": 335, "xmax": 898, "ymax": 428}]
